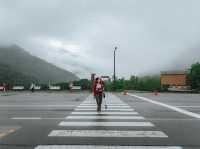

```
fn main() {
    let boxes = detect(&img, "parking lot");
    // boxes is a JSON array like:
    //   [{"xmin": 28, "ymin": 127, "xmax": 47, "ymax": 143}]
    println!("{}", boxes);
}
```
[{"xmin": 0, "ymin": 91, "xmax": 199, "ymax": 149}]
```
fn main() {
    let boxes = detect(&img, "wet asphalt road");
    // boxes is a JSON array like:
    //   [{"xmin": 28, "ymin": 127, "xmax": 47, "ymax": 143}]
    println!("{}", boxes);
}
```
[{"xmin": 0, "ymin": 91, "xmax": 199, "ymax": 149}]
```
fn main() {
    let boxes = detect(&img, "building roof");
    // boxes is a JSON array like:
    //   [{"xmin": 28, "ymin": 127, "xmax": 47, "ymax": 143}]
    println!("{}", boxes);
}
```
[{"xmin": 161, "ymin": 70, "xmax": 187, "ymax": 75}]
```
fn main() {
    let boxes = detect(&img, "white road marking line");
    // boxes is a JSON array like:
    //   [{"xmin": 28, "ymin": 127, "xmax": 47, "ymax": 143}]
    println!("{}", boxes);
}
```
[
  {"xmin": 71, "ymin": 112, "xmax": 139, "ymax": 115},
  {"xmin": 81, "ymin": 103, "xmax": 125, "ymax": 105},
  {"xmin": 80, "ymin": 105, "xmax": 128, "ymax": 107},
  {"xmin": 77, "ymin": 105, "xmax": 131, "ymax": 108},
  {"xmin": 74, "ymin": 108, "xmax": 134, "ymax": 111},
  {"xmin": 11, "ymin": 117, "xmax": 42, "ymax": 120},
  {"xmin": 146, "ymin": 118, "xmax": 200, "ymax": 121},
  {"xmin": 59, "ymin": 121, "xmax": 154, "ymax": 127},
  {"xmin": 11, "ymin": 117, "xmax": 66, "ymax": 120},
  {"xmin": 82, "ymin": 102, "xmax": 124, "ymax": 104},
  {"xmin": 35, "ymin": 145, "xmax": 183, "ymax": 149},
  {"xmin": 128, "ymin": 93, "xmax": 200, "ymax": 119},
  {"xmin": 76, "ymin": 107, "xmax": 133, "ymax": 109},
  {"xmin": 176, "ymin": 106, "xmax": 200, "ymax": 108},
  {"xmin": 48, "ymin": 130, "xmax": 167, "ymax": 138},
  {"xmin": 0, "ymin": 105, "xmax": 76, "ymax": 107},
  {"xmin": 80, "ymin": 104, "xmax": 128, "ymax": 106},
  {"xmin": 66, "ymin": 115, "xmax": 144, "ymax": 120}
]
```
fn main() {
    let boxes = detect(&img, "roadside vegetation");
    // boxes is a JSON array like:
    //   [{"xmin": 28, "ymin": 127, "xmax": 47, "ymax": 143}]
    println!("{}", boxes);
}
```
[
  {"xmin": 187, "ymin": 62, "xmax": 200, "ymax": 91},
  {"xmin": 1, "ymin": 62, "xmax": 200, "ymax": 92},
  {"xmin": 104, "ymin": 75, "xmax": 160, "ymax": 92},
  {"xmin": 105, "ymin": 62, "xmax": 200, "ymax": 92}
]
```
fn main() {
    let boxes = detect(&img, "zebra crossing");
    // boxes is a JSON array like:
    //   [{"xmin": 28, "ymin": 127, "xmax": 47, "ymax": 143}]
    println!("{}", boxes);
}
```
[{"xmin": 35, "ymin": 93, "xmax": 182, "ymax": 149}]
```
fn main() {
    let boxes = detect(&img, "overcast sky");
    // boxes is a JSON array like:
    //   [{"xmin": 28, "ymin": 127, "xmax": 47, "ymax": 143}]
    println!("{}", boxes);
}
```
[{"xmin": 1, "ymin": 0, "xmax": 200, "ymax": 78}]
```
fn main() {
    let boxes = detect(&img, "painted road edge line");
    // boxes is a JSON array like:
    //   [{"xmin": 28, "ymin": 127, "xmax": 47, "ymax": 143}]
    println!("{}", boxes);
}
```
[{"xmin": 128, "ymin": 93, "xmax": 200, "ymax": 119}]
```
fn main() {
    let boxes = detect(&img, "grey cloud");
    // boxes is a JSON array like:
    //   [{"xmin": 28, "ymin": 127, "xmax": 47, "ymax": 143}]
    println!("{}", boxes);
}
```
[
  {"xmin": 1, "ymin": 0, "xmax": 200, "ymax": 78},
  {"xmin": 57, "ymin": 48, "xmax": 79, "ymax": 58}
]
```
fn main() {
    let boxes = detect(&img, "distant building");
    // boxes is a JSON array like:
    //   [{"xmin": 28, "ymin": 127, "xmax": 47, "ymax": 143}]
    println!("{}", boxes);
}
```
[
  {"xmin": 69, "ymin": 82, "xmax": 81, "ymax": 91},
  {"xmin": 161, "ymin": 71, "xmax": 187, "ymax": 86},
  {"xmin": 48, "ymin": 81, "xmax": 61, "ymax": 90},
  {"xmin": 0, "ymin": 86, "xmax": 5, "ymax": 91},
  {"xmin": 160, "ymin": 71, "xmax": 190, "ymax": 91},
  {"xmin": 49, "ymin": 85, "xmax": 61, "ymax": 90},
  {"xmin": 70, "ymin": 86, "xmax": 81, "ymax": 90},
  {"xmin": 12, "ymin": 86, "xmax": 25, "ymax": 90},
  {"xmin": 30, "ymin": 83, "xmax": 41, "ymax": 90}
]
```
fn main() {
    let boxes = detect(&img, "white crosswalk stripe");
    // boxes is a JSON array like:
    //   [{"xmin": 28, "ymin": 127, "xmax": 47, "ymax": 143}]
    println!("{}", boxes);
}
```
[
  {"xmin": 65, "ymin": 115, "xmax": 144, "ymax": 120},
  {"xmin": 59, "ymin": 121, "xmax": 154, "ymax": 127},
  {"xmin": 48, "ymin": 130, "xmax": 167, "ymax": 137},
  {"xmin": 71, "ymin": 111, "xmax": 139, "ymax": 115},
  {"xmin": 35, "ymin": 145, "xmax": 183, "ymax": 149},
  {"xmin": 77, "ymin": 105, "xmax": 131, "ymax": 108},
  {"xmin": 80, "ymin": 103, "xmax": 128, "ymax": 106},
  {"xmin": 74, "ymin": 108, "xmax": 134, "ymax": 111},
  {"xmin": 35, "ymin": 93, "xmax": 182, "ymax": 149}
]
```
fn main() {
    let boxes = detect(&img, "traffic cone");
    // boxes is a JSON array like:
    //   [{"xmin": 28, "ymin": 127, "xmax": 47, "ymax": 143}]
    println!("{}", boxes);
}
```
[
  {"xmin": 154, "ymin": 90, "xmax": 158, "ymax": 96},
  {"xmin": 123, "ymin": 90, "xmax": 128, "ymax": 95}
]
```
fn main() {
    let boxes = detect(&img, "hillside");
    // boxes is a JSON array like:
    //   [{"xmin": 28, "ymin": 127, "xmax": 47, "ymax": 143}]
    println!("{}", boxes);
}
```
[{"xmin": 0, "ymin": 45, "xmax": 79, "ymax": 85}]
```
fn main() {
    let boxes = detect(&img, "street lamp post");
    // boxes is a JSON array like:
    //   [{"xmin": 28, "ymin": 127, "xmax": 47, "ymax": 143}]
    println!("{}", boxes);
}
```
[{"xmin": 114, "ymin": 46, "xmax": 117, "ymax": 82}]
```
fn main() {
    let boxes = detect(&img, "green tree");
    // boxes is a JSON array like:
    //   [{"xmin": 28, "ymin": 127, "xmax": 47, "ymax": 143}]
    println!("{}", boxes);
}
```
[
  {"xmin": 73, "ymin": 79, "xmax": 91, "ymax": 90},
  {"xmin": 104, "ymin": 80, "xmax": 112, "ymax": 91},
  {"xmin": 136, "ymin": 76, "xmax": 160, "ymax": 91},
  {"xmin": 188, "ymin": 62, "xmax": 200, "ymax": 90},
  {"xmin": 107, "ymin": 75, "xmax": 160, "ymax": 92}
]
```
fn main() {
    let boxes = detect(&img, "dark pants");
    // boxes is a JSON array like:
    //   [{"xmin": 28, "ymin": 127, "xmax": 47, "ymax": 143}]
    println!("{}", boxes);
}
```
[{"xmin": 95, "ymin": 93, "xmax": 102, "ymax": 111}]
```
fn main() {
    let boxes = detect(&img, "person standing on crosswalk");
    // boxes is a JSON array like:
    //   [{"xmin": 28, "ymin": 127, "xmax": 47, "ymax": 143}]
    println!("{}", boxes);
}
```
[{"xmin": 93, "ymin": 77, "xmax": 104, "ymax": 112}]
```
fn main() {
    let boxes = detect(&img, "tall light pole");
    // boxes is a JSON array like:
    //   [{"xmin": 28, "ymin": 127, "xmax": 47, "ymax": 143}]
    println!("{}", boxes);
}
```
[{"xmin": 114, "ymin": 46, "xmax": 117, "ymax": 82}]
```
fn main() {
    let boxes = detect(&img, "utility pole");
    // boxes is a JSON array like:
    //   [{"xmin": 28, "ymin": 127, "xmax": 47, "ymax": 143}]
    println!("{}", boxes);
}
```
[{"xmin": 114, "ymin": 46, "xmax": 117, "ymax": 82}]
